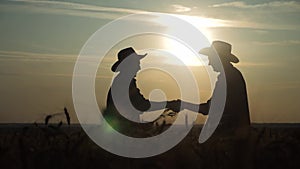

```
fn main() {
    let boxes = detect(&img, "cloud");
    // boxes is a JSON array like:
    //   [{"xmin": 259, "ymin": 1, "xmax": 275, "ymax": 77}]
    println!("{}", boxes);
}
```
[
  {"xmin": 0, "ymin": 71, "xmax": 112, "ymax": 79},
  {"xmin": 0, "ymin": 50, "xmax": 115, "ymax": 64},
  {"xmin": 237, "ymin": 61, "xmax": 277, "ymax": 68},
  {"xmin": 7, "ymin": 0, "xmax": 147, "ymax": 20},
  {"xmin": 6, "ymin": 0, "xmax": 297, "ymax": 31},
  {"xmin": 0, "ymin": 50, "xmax": 76, "ymax": 62},
  {"xmin": 253, "ymin": 40, "xmax": 300, "ymax": 46},
  {"xmin": 253, "ymin": 30, "xmax": 269, "ymax": 35},
  {"xmin": 4, "ymin": 0, "xmax": 299, "ymax": 33},
  {"xmin": 206, "ymin": 1, "xmax": 300, "ymax": 31},
  {"xmin": 216, "ymin": 19, "xmax": 300, "ymax": 30},
  {"xmin": 0, "ymin": 50, "xmax": 114, "ymax": 78},
  {"xmin": 172, "ymin": 4, "xmax": 191, "ymax": 12},
  {"xmin": 11, "ymin": 0, "xmax": 145, "ymax": 13},
  {"xmin": 210, "ymin": 1, "xmax": 300, "ymax": 10},
  {"xmin": 266, "ymin": 81, "xmax": 300, "ymax": 90}
]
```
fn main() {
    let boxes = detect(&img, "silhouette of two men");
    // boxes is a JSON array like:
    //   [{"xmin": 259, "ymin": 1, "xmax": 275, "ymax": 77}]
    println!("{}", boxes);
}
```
[{"xmin": 104, "ymin": 41, "xmax": 250, "ymax": 138}]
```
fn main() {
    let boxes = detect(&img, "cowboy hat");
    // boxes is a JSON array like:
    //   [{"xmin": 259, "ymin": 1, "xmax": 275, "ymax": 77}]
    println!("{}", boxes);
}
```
[
  {"xmin": 199, "ymin": 41, "xmax": 239, "ymax": 63},
  {"xmin": 111, "ymin": 47, "xmax": 147, "ymax": 72}
]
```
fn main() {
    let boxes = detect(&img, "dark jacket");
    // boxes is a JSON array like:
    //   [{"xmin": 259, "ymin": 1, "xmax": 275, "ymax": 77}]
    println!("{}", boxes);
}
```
[
  {"xmin": 104, "ymin": 77, "xmax": 152, "ymax": 137},
  {"xmin": 220, "ymin": 65, "xmax": 250, "ymax": 129},
  {"xmin": 201, "ymin": 65, "xmax": 250, "ymax": 133}
]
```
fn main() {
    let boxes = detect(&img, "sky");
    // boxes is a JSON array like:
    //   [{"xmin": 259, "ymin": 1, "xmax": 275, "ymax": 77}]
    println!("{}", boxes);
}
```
[{"xmin": 0, "ymin": 0, "xmax": 299, "ymax": 123}]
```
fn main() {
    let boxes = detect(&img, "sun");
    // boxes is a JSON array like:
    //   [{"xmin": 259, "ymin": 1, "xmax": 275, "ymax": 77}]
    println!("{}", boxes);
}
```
[
  {"xmin": 151, "ymin": 13, "xmax": 228, "ymax": 66},
  {"xmin": 155, "ymin": 13, "xmax": 228, "ymax": 42},
  {"xmin": 172, "ymin": 14, "xmax": 229, "ymax": 41},
  {"xmin": 161, "ymin": 37, "xmax": 206, "ymax": 66}
]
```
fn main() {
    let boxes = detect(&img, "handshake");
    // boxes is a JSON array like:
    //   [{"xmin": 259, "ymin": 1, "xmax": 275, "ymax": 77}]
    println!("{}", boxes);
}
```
[
  {"xmin": 166, "ymin": 99, "xmax": 210, "ymax": 115},
  {"xmin": 166, "ymin": 99, "xmax": 182, "ymax": 112}
]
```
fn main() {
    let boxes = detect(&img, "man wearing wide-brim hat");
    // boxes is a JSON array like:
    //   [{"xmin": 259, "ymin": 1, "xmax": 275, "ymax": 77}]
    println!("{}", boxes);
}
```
[
  {"xmin": 199, "ymin": 41, "xmax": 250, "ymax": 131},
  {"xmin": 111, "ymin": 47, "xmax": 147, "ymax": 72},
  {"xmin": 104, "ymin": 47, "xmax": 182, "ymax": 137},
  {"xmin": 199, "ymin": 41, "xmax": 252, "ymax": 168}
]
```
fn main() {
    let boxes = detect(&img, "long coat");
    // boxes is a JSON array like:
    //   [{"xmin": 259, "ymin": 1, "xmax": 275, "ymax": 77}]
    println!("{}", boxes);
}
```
[
  {"xmin": 201, "ymin": 64, "xmax": 251, "ymax": 138},
  {"xmin": 220, "ymin": 65, "xmax": 250, "ymax": 129}
]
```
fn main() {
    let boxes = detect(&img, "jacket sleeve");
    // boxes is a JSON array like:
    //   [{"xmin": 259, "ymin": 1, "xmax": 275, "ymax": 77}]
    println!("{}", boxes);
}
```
[
  {"xmin": 129, "ymin": 79, "xmax": 151, "ymax": 112},
  {"xmin": 199, "ymin": 100, "xmax": 211, "ymax": 115}
]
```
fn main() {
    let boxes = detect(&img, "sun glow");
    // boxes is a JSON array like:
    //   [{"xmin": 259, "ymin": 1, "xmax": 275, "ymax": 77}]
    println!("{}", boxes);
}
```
[
  {"xmin": 150, "ymin": 14, "xmax": 229, "ymax": 66},
  {"xmin": 155, "ymin": 14, "xmax": 229, "ymax": 42},
  {"xmin": 162, "ymin": 37, "xmax": 207, "ymax": 66},
  {"xmin": 172, "ymin": 15, "xmax": 220, "ymax": 41}
]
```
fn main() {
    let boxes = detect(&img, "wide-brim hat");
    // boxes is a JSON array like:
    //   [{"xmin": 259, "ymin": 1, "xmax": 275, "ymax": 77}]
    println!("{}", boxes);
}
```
[
  {"xmin": 199, "ymin": 41, "xmax": 239, "ymax": 63},
  {"xmin": 111, "ymin": 47, "xmax": 147, "ymax": 72}
]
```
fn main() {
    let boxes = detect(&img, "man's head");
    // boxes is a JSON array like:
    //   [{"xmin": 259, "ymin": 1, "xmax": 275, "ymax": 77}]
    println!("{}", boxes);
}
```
[
  {"xmin": 111, "ymin": 47, "xmax": 147, "ymax": 73},
  {"xmin": 199, "ymin": 41, "xmax": 239, "ymax": 71}
]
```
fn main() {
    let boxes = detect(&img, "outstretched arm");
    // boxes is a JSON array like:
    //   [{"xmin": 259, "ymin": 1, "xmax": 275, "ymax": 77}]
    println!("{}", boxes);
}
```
[
  {"xmin": 181, "ymin": 101, "xmax": 210, "ymax": 115},
  {"xmin": 130, "ymin": 82, "xmax": 210, "ymax": 114},
  {"xmin": 147, "ymin": 99, "xmax": 210, "ymax": 115},
  {"xmin": 145, "ymin": 100, "xmax": 182, "ymax": 112}
]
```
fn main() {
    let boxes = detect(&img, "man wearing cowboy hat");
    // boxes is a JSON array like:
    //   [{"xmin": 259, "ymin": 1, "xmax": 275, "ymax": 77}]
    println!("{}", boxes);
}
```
[
  {"xmin": 104, "ymin": 47, "xmax": 182, "ymax": 137},
  {"xmin": 199, "ymin": 41, "xmax": 252, "ymax": 168},
  {"xmin": 199, "ymin": 41, "xmax": 250, "ymax": 132}
]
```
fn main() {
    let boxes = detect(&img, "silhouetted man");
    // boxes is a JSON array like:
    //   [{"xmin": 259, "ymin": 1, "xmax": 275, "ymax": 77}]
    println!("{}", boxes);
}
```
[
  {"xmin": 104, "ymin": 47, "xmax": 181, "ymax": 137},
  {"xmin": 199, "ymin": 41, "xmax": 252, "ymax": 168},
  {"xmin": 199, "ymin": 41, "xmax": 250, "ymax": 136}
]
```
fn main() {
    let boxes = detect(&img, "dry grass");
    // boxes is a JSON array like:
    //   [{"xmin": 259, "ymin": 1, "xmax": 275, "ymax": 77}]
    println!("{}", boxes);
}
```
[{"xmin": 0, "ymin": 123, "xmax": 300, "ymax": 169}]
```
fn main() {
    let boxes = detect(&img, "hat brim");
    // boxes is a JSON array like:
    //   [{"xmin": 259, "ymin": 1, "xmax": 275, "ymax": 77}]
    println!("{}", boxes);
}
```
[
  {"xmin": 111, "ymin": 53, "xmax": 147, "ymax": 72},
  {"xmin": 199, "ymin": 47, "xmax": 239, "ymax": 63}
]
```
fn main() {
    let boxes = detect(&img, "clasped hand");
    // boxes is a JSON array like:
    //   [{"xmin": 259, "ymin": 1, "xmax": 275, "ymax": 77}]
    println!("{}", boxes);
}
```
[{"xmin": 166, "ymin": 99, "xmax": 182, "ymax": 112}]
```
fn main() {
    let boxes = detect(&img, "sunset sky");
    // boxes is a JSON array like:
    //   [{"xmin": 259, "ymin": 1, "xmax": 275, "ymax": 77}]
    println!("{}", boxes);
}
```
[{"xmin": 0, "ymin": 0, "xmax": 299, "ymax": 123}]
